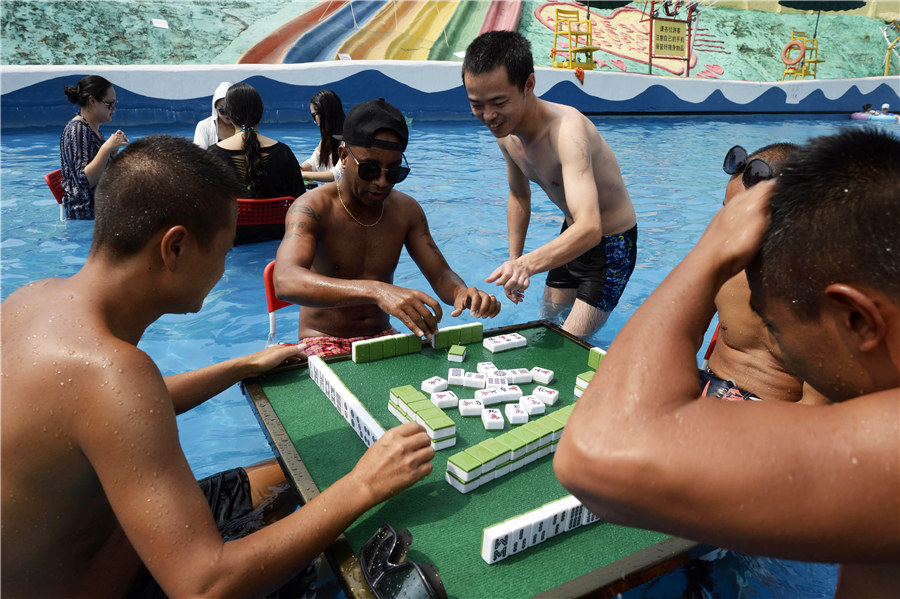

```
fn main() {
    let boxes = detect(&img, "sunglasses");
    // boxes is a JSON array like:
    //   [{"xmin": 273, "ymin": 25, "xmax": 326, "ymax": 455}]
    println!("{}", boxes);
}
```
[
  {"xmin": 360, "ymin": 523, "xmax": 448, "ymax": 599},
  {"xmin": 345, "ymin": 146, "xmax": 411, "ymax": 184},
  {"xmin": 100, "ymin": 98, "xmax": 118, "ymax": 110},
  {"xmin": 723, "ymin": 145, "xmax": 774, "ymax": 189}
]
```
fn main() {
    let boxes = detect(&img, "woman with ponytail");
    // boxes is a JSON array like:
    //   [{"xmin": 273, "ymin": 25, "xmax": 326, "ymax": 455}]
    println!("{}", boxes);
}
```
[
  {"xmin": 60, "ymin": 75, "xmax": 129, "ymax": 219},
  {"xmin": 208, "ymin": 83, "xmax": 304, "ymax": 200},
  {"xmin": 208, "ymin": 83, "xmax": 304, "ymax": 243}
]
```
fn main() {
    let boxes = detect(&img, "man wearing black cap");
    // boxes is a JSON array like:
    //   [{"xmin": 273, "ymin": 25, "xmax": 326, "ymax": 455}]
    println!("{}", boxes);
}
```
[{"xmin": 274, "ymin": 98, "xmax": 500, "ymax": 355}]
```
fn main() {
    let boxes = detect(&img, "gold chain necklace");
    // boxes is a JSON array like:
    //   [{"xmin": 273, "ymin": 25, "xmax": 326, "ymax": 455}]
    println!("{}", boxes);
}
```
[{"xmin": 337, "ymin": 179, "xmax": 384, "ymax": 227}]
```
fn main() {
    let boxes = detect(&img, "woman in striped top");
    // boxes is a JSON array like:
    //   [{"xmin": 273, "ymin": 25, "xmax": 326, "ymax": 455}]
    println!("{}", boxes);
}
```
[{"xmin": 60, "ymin": 75, "xmax": 129, "ymax": 219}]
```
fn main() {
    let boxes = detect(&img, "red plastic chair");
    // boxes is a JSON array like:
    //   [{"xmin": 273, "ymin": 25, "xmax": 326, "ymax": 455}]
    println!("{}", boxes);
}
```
[
  {"xmin": 237, "ymin": 196, "xmax": 294, "ymax": 225},
  {"xmin": 264, "ymin": 260, "xmax": 295, "ymax": 346},
  {"xmin": 44, "ymin": 169, "xmax": 65, "ymax": 221}
]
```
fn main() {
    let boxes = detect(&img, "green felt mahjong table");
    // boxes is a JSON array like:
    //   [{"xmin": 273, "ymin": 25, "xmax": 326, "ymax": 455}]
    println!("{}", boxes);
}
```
[{"xmin": 241, "ymin": 321, "xmax": 706, "ymax": 599}]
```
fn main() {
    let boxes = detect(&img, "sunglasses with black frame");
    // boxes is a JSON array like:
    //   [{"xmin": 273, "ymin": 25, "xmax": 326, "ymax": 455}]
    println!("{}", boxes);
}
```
[
  {"xmin": 344, "ymin": 145, "xmax": 411, "ymax": 184},
  {"xmin": 722, "ymin": 145, "xmax": 774, "ymax": 189},
  {"xmin": 359, "ymin": 522, "xmax": 448, "ymax": 599}
]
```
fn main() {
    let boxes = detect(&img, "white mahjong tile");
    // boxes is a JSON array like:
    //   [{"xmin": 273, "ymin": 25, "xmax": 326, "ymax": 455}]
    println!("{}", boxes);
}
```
[
  {"xmin": 504, "ymin": 403, "xmax": 529, "ymax": 425},
  {"xmin": 482, "ymin": 337, "xmax": 502, "ymax": 353},
  {"xmin": 503, "ymin": 385, "xmax": 523, "ymax": 401},
  {"xmin": 422, "ymin": 376, "xmax": 448, "ymax": 393},
  {"xmin": 458, "ymin": 399, "xmax": 484, "ymax": 416},
  {"xmin": 508, "ymin": 368, "xmax": 532, "ymax": 384},
  {"xmin": 445, "ymin": 471, "xmax": 479, "ymax": 494},
  {"xmin": 481, "ymin": 521, "xmax": 513, "ymax": 564},
  {"xmin": 463, "ymin": 372, "xmax": 487, "ymax": 388},
  {"xmin": 477, "ymin": 361, "xmax": 497, "ymax": 375},
  {"xmin": 533, "ymin": 386, "xmax": 560, "ymax": 406},
  {"xmin": 485, "ymin": 376, "xmax": 510, "ymax": 388},
  {"xmin": 506, "ymin": 515, "xmax": 532, "ymax": 555},
  {"xmin": 528, "ymin": 506, "xmax": 555, "ymax": 546},
  {"xmin": 481, "ymin": 408, "xmax": 505, "ymax": 430},
  {"xmin": 474, "ymin": 387, "xmax": 502, "ymax": 406},
  {"xmin": 447, "ymin": 368, "xmax": 465, "ymax": 385},
  {"xmin": 519, "ymin": 396, "xmax": 545, "ymax": 415},
  {"xmin": 530, "ymin": 366, "xmax": 554, "ymax": 384},
  {"xmin": 573, "ymin": 387, "xmax": 584, "ymax": 398},
  {"xmin": 431, "ymin": 390, "xmax": 459, "ymax": 409},
  {"xmin": 508, "ymin": 332, "xmax": 528, "ymax": 348}
]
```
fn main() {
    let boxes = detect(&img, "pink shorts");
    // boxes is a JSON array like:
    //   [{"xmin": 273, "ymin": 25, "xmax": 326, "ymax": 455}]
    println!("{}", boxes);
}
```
[{"xmin": 301, "ymin": 327, "xmax": 400, "ymax": 357}]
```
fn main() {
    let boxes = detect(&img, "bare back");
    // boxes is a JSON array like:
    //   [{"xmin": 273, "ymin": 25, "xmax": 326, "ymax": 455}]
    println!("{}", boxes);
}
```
[
  {"xmin": 1, "ymin": 279, "xmax": 143, "ymax": 597},
  {"xmin": 499, "ymin": 99, "xmax": 635, "ymax": 234}
]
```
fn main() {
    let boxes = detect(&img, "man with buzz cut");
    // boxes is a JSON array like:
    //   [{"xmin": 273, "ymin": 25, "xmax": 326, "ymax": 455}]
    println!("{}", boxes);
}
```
[
  {"xmin": 555, "ymin": 127, "xmax": 899, "ymax": 598},
  {"xmin": 462, "ymin": 31, "xmax": 637, "ymax": 338},
  {"xmin": 1, "ymin": 135, "xmax": 436, "ymax": 598},
  {"xmin": 275, "ymin": 98, "xmax": 501, "ymax": 356}
]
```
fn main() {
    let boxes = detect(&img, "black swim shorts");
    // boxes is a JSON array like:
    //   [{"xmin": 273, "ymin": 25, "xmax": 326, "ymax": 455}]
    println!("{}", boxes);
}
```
[
  {"xmin": 126, "ymin": 468, "xmax": 314, "ymax": 599},
  {"xmin": 545, "ymin": 221, "xmax": 638, "ymax": 311},
  {"xmin": 699, "ymin": 368, "xmax": 762, "ymax": 402}
]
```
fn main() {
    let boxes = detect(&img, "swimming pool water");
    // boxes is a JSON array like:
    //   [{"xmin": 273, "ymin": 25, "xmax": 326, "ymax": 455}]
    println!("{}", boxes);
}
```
[{"xmin": 1, "ymin": 115, "xmax": 862, "ymax": 597}]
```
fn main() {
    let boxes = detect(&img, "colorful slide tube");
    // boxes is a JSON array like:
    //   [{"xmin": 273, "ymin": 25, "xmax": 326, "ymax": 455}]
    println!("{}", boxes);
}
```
[
  {"xmin": 478, "ymin": 0, "xmax": 523, "ymax": 35},
  {"xmin": 336, "ymin": 1, "xmax": 457, "ymax": 61},
  {"xmin": 282, "ymin": 1, "xmax": 388, "ymax": 64},
  {"xmin": 238, "ymin": 1, "xmax": 350, "ymax": 64}
]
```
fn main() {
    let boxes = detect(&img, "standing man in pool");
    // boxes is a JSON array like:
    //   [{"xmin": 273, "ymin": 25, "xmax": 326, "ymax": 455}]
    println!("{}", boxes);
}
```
[
  {"xmin": 462, "ymin": 31, "xmax": 637, "ymax": 338},
  {"xmin": 555, "ymin": 128, "xmax": 900, "ymax": 598},
  {"xmin": 1, "ymin": 135, "xmax": 435, "ymax": 598},
  {"xmin": 274, "ymin": 98, "xmax": 501, "ymax": 356}
]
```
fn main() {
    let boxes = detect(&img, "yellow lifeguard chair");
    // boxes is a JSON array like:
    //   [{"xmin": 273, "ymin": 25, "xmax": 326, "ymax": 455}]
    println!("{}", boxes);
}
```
[
  {"xmin": 781, "ymin": 30, "xmax": 825, "ymax": 80},
  {"xmin": 551, "ymin": 8, "xmax": 601, "ymax": 70}
]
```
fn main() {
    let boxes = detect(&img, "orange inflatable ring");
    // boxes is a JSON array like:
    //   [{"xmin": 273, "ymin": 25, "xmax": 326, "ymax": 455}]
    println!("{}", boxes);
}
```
[{"xmin": 781, "ymin": 40, "xmax": 805, "ymax": 66}]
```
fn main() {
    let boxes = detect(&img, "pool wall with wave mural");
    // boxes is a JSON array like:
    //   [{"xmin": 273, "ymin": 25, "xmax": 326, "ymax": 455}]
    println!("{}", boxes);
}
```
[{"xmin": 2, "ymin": 63, "xmax": 897, "ymax": 130}]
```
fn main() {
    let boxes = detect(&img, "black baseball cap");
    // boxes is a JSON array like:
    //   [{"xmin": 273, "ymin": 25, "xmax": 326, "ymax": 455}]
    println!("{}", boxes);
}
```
[{"xmin": 334, "ymin": 98, "xmax": 408, "ymax": 152}]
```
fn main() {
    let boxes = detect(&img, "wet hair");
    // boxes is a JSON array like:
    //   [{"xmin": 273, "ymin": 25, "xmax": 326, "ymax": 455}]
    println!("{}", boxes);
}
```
[
  {"xmin": 462, "ymin": 31, "xmax": 534, "ymax": 91},
  {"xmin": 862, "ymin": 103, "xmax": 872, "ymax": 112},
  {"xmin": 91, "ymin": 135, "xmax": 243, "ymax": 258},
  {"xmin": 310, "ymin": 89, "xmax": 345, "ymax": 168},
  {"xmin": 63, "ymin": 75, "xmax": 112, "ymax": 108},
  {"xmin": 748, "ymin": 127, "xmax": 900, "ymax": 318},
  {"xmin": 222, "ymin": 83, "xmax": 267, "ymax": 197}
]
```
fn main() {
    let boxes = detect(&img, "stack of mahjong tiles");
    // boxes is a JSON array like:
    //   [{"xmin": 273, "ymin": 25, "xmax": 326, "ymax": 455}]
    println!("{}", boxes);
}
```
[
  {"xmin": 388, "ymin": 385, "xmax": 457, "ymax": 450},
  {"xmin": 430, "ymin": 322, "xmax": 484, "ymax": 349},
  {"xmin": 482, "ymin": 331, "xmax": 528, "ymax": 353},
  {"xmin": 351, "ymin": 332, "xmax": 423, "ymax": 363},
  {"xmin": 307, "ymin": 355, "xmax": 384, "ymax": 448},
  {"xmin": 480, "ymin": 494, "xmax": 601, "ymax": 564},
  {"xmin": 574, "ymin": 346, "xmax": 606, "ymax": 397},
  {"xmin": 445, "ymin": 405, "xmax": 573, "ymax": 493}
]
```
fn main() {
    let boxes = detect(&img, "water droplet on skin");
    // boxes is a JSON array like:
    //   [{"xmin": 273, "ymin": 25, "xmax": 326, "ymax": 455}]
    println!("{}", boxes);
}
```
[{"xmin": 851, "ymin": 457, "xmax": 859, "ymax": 465}]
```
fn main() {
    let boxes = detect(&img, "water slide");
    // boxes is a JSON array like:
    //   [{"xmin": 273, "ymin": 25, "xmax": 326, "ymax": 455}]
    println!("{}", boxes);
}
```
[
  {"xmin": 242, "ymin": 0, "xmax": 522, "ymax": 64},
  {"xmin": 478, "ymin": 0, "xmax": 523, "ymax": 35},
  {"xmin": 238, "ymin": 1, "xmax": 350, "ymax": 64},
  {"xmin": 336, "ymin": 1, "xmax": 457, "ymax": 61}
]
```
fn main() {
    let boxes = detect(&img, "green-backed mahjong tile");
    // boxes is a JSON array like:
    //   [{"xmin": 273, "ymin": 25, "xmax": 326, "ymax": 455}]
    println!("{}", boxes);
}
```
[
  {"xmin": 481, "ymin": 437, "xmax": 509, "ymax": 462},
  {"xmin": 448, "ymin": 344, "xmax": 466, "ymax": 357},
  {"xmin": 408, "ymin": 334, "xmax": 423, "ymax": 353},
  {"xmin": 382, "ymin": 336, "xmax": 396, "ymax": 358},
  {"xmin": 495, "ymin": 432, "xmax": 523, "ymax": 453},
  {"xmin": 369, "ymin": 339, "xmax": 384, "ymax": 361},
  {"xmin": 465, "ymin": 444, "xmax": 493, "ymax": 466},
  {"xmin": 405, "ymin": 399, "xmax": 433, "ymax": 415},
  {"xmin": 354, "ymin": 342, "xmax": 371, "ymax": 363},
  {"xmin": 588, "ymin": 347, "xmax": 605, "ymax": 369},
  {"xmin": 393, "ymin": 335, "xmax": 409, "ymax": 355}
]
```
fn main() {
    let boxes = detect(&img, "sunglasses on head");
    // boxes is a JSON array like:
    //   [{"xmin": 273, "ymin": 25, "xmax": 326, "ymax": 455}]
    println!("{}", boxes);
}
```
[
  {"xmin": 345, "ymin": 145, "xmax": 411, "ymax": 184},
  {"xmin": 723, "ymin": 145, "xmax": 774, "ymax": 189},
  {"xmin": 360, "ymin": 522, "xmax": 448, "ymax": 599}
]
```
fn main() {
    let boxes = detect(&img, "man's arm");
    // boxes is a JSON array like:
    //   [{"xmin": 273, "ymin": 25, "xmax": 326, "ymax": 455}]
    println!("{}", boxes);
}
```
[
  {"xmin": 164, "ymin": 345, "xmax": 304, "ymax": 415},
  {"xmin": 81, "ymin": 353, "xmax": 434, "ymax": 598},
  {"xmin": 404, "ymin": 198, "xmax": 501, "ymax": 319},
  {"xmin": 554, "ymin": 182, "xmax": 900, "ymax": 562},
  {"xmin": 273, "ymin": 193, "xmax": 444, "ymax": 337},
  {"xmin": 487, "ymin": 120, "xmax": 603, "ymax": 298}
]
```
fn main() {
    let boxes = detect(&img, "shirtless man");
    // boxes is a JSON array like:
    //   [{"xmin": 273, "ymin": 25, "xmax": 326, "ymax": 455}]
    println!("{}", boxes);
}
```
[
  {"xmin": 275, "ymin": 98, "xmax": 500, "ymax": 356},
  {"xmin": 702, "ymin": 142, "xmax": 825, "ymax": 404},
  {"xmin": 462, "ymin": 31, "xmax": 637, "ymax": 337},
  {"xmin": 555, "ymin": 128, "xmax": 899, "ymax": 598},
  {"xmin": 1, "ymin": 135, "xmax": 435, "ymax": 598}
]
